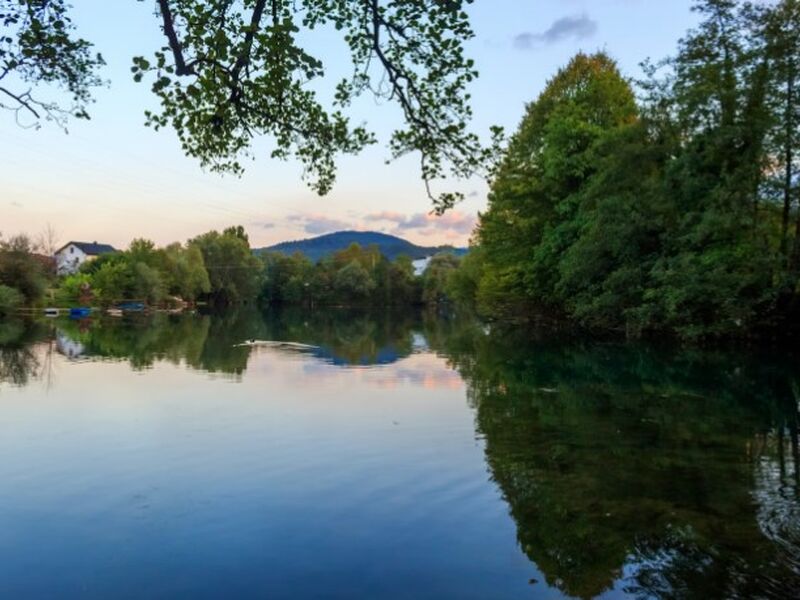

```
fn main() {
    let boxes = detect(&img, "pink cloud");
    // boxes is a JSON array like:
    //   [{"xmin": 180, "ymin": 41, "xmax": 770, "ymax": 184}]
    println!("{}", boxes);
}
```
[
  {"xmin": 287, "ymin": 213, "xmax": 352, "ymax": 235},
  {"xmin": 364, "ymin": 210, "xmax": 477, "ymax": 236}
]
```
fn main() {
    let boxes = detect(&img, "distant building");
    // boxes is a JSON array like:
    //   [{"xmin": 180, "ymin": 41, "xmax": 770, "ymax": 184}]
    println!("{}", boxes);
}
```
[
  {"xmin": 412, "ymin": 257, "xmax": 431, "ymax": 276},
  {"xmin": 54, "ymin": 241, "xmax": 116, "ymax": 275}
]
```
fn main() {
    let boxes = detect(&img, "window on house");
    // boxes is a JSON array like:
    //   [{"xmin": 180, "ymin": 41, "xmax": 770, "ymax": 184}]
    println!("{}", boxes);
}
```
[{"xmin": 71, "ymin": 247, "xmax": 74, "ymax": 254}]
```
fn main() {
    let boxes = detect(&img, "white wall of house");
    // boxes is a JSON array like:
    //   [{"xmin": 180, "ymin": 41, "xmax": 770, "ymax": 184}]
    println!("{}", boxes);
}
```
[
  {"xmin": 413, "ymin": 257, "xmax": 431, "ymax": 276},
  {"xmin": 55, "ymin": 244, "xmax": 90, "ymax": 275}
]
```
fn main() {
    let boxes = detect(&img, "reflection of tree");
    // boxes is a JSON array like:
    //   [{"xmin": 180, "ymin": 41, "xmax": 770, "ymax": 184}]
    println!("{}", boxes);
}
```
[
  {"xmin": 57, "ymin": 313, "xmax": 212, "ymax": 370},
  {"xmin": 260, "ymin": 307, "xmax": 418, "ymax": 366},
  {"xmin": 191, "ymin": 309, "xmax": 258, "ymax": 376},
  {"xmin": 11, "ymin": 309, "xmax": 800, "ymax": 598},
  {"xmin": 433, "ymin": 323, "xmax": 800, "ymax": 599},
  {"xmin": 0, "ymin": 320, "xmax": 50, "ymax": 386},
  {"xmin": 49, "ymin": 307, "xmax": 423, "ymax": 376}
]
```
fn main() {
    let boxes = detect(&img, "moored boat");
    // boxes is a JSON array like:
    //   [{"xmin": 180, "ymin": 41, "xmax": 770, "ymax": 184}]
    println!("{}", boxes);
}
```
[{"xmin": 116, "ymin": 301, "xmax": 145, "ymax": 312}]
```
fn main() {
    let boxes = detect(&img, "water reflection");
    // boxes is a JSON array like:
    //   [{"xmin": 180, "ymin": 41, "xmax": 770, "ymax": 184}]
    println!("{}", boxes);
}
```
[
  {"xmin": 0, "ymin": 319, "xmax": 51, "ymax": 386},
  {"xmin": 0, "ymin": 310, "xmax": 797, "ymax": 598},
  {"xmin": 438, "ymin": 322, "xmax": 800, "ymax": 598},
  {"xmin": 38, "ymin": 308, "xmax": 420, "ymax": 375}
]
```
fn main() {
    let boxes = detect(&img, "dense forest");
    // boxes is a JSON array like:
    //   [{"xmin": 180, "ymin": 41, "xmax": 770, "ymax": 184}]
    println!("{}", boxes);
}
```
[{"xmin": 451, "ymin": 0, "xmax": 800, "ymax": 339}]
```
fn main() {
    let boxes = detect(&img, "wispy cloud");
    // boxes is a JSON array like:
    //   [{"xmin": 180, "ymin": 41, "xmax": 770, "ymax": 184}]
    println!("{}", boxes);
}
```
[
  {"xmin": 364, "ymin": 211, "xmax": 407, "ymax": 224},
  {"xmin": 514, "ymin": 14, "xmax": 597, "ymax": 50},
  {"xmin": 287, "ymin": 213, "xmax": 352, "ymax": 235},
  {"xmin": 282, "ymin": 210, "xmax": 477, "ymax": 242},
  {"xmin": 364, "ymin": 210, "xmax": 477, "ymax": 238}
]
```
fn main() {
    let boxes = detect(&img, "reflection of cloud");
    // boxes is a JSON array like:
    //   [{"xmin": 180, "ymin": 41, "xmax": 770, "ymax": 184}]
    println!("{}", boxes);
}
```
[
  {"xmin": 250, "ymin": 347, "xmax": 465, "ymax": 392},
  {"xmin": 514, "ymin": 14, "xmax": 597, "ymax": 49},
  {"xmin": 364, "ymin": 210, "xmax": 476, "ymax": 238}
]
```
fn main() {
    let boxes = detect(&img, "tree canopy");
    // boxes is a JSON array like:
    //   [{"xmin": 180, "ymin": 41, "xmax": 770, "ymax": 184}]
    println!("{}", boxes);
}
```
[
  {"xmin": 1, "ymin": 0, "xmax": 497, "ymax": 210},
  {"xmin": 458, "ymin": 0, "xmax": 800, "ymax": 339}
]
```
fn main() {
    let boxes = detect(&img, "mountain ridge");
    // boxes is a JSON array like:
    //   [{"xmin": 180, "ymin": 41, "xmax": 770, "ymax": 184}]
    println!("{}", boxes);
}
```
[{"xmin": 255, "ymin": 230, "xmax": 467, "ymax": 262}]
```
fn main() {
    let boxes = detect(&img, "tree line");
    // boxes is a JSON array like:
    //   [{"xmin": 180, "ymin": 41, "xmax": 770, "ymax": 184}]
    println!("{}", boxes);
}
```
[
  {"xmin": 261, "ymin": 244, "xmax": 461, "ymax": 307},
  {"xmin": 0, "ymin": 227, "xmax": 462, "ymax": 312},
  {"xmin": 445, "ymin": 0, "xmax": 800, "ymax": 339}
]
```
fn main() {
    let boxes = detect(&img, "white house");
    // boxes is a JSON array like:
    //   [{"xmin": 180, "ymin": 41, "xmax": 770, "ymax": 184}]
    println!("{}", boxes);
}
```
[
  {"xmin": 54, "ymin": 241, "xmax": 117, "ymax": 275},
  {"xmin": 412, "ymin": 256, "xmax": 432, "ymax": 276}
]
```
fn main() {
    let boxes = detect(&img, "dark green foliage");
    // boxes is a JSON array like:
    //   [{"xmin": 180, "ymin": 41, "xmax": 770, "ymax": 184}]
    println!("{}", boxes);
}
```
[
  {"xmin": 260, "ymin": 242, "xmax": 422, "ymax": 307},
  {"xmin": 130, "ymin": 0, "xmax": 498, "ymax": 209},
  {"xmin": 476, "ymin": 51, "xmax": 639, "ymax": 319},
  {"xmin": 2, "ymin": 1, "xmax": 495, "ymax": 208},
  {"xmin": 0, "ymin": 234, "xmax": 48, "ymax": 305},
  {"xmin": 189, "ymin": 227, "xmax": 262, "ymax": 304},
  {"xmin": 55, "ymin": 234, "xmax": 219, "ymax": 307},
  {"xmin": 421, "ymin": 252, "xmax": 459, "ymax": 305},
  {"xmin": 0, "ymin": 284, "xmax": 22, "ymax": 315},
  {"xmin": 435, "ymin": 320, "xmax": 800, "ymax": 599},
  {"xmin": 465, "ymin": 1, "xmax": 800, "ymax": 339}
]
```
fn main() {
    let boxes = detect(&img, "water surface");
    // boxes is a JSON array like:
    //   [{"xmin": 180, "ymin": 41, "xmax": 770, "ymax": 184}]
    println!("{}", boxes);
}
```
[{"xmin": 0, "ymin": 310, "xmax": 797, "ymax": 599}]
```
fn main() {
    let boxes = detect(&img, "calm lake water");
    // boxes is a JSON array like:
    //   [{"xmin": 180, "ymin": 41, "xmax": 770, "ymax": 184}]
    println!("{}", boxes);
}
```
[{"xmin": 0, "ymin": 309, "xmax": 798, "ymax": 599}]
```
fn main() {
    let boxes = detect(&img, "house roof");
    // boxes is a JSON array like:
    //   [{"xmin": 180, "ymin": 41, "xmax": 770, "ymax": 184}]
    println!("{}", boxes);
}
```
[{"xmin": 55, "ymin": 241, "xmax": 117, "ymax": 256}]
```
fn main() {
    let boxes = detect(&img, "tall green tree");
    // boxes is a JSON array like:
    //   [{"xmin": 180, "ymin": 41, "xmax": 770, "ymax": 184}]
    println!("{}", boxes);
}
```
[
  {"xmin": 477, "ymin": 52, "xmax": 637, "ymax": 315},
  {"xmin": 421, "ymin": 252, "xmax": 460, "ymax": 305},
  {"xmin": 760, "ymin": 0, "xmax": 800, "ymax": 265},
  {"xmin": 333, "ymin": 259, "xmax": 374, "ymax": 302},
  {"xmin": 161, "ymin": 243, "xmax": 211, "ymax": 301},
  {"xmin": 0, "ymin": 234, "xmax": 47, "ymax": 304},
  {"xmin": 190, "ymin": 227, "xmax": 262, "ymax": 304}
]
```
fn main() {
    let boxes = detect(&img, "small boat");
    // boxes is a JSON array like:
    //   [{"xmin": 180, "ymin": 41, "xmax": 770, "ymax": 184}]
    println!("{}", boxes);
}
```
[
  {"xmin": 116, "ymin": 302, "xmax": 145, "ymax": 312},
  {"xmin": 69, "ymin": 307, "xmax": 92, "ymax": 318},
  {"xmin": 43, "ymin": 308, "xmax": 60, "ymax": 317},
  {"xmin": 107, "ymin": 308, "xmax": 123, "ymax": 317}
]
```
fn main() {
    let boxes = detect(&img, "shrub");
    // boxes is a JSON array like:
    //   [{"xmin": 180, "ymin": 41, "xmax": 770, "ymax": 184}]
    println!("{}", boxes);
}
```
[{"xmin": 0, "ymin": 285, "xmax": 23, "ymax": 316}]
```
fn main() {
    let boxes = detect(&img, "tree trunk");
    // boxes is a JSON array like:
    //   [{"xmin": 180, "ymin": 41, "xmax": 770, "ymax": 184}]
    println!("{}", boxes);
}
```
[{"xmin": 782, "ymin": 67, "xmax": 794, "ymax": 256}]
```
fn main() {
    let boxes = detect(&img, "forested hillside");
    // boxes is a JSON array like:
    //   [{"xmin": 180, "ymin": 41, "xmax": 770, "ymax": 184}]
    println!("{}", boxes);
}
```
[{"xmin": 257, "ymin": 231, "xmax": 466, "ymax": 262}]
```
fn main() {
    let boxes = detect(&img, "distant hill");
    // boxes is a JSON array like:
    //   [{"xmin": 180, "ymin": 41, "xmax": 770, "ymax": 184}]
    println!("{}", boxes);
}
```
[{"xmin": 256, "ymin": 230, "xmax": 467, "ymax": 262}]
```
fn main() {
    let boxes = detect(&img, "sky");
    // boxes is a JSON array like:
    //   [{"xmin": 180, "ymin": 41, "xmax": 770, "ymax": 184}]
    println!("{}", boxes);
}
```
[{"xmin": 1, "ymin": 0, "xmax": 699, "ymax": 251}]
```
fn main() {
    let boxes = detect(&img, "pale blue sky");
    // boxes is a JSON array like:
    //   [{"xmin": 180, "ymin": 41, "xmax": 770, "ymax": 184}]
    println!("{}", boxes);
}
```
[{"xmin": 1, "ymin": 0, "xmax": 697, "ymax": 249}]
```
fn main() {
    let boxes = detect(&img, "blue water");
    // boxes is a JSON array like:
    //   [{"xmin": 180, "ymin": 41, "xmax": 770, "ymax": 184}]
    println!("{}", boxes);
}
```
[{"xmin": 0, "ymin": 310, "xmax": 797, "ymax": 598}]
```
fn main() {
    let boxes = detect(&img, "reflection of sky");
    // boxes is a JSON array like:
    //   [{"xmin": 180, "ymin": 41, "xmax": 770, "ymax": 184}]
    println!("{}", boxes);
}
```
[
  {"xmin": 286, "ymin": 352, "xmax": 465, "ymax": 392},
  {"xmin": 0, "ymin": 344, "xmax": 555, "ymax": 598},
  {"xmin": 239, "ymin": 342, "xmax": 464, "ymax": 394}
]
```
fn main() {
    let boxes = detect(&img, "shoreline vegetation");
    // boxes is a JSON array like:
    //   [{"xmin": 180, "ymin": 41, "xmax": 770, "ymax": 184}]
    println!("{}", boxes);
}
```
[{"xmin": 1, "ymin": 0, "xmax": 799, "ymax": 342}]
